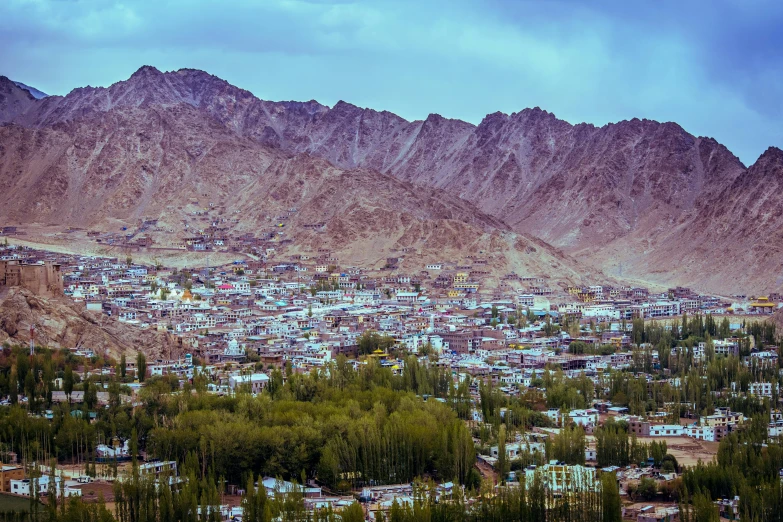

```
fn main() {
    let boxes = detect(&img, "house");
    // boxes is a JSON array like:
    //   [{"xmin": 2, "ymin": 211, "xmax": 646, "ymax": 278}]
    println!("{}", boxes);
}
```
[
  {"xmin": 585, "ymin": 447, "xmax": 597, "ymax": 462},
  {"xmin": 138, "ymin": 461, "xmax": 177, "ymax": 480},
  {"xmin": 395, "ymin": 292, "xmax": 419, "ymax": 303},
  {"xmin": 525, "ymin": 461, "xmax": 596, "ymax": 493},
  {"xmin": 545, "ymin": 409, "xmax": 562, "ymax": 426},
  {"xmin": 698, "ymin": 339, "xmax": 739, "ymax": 357},
  {"xmin": 0, "ymin": 466, "xmax": 24, "ymax": 492},
  {"xmin": 10, "ymin": 476, "xmax": 82, "ymax": 497},
  {"xmin": 648, "ymin": 424, "xmax": 685, "ymax": 437},
  {"xmin": 748, "ymin": 381, "xmax": 778, "ymax": 398},
  {"xmin": 229, "ymin": 373, "xmax": 270, "ymax": 394},
  {"xmin": 568, "ymin": 409, "xmax": 599, "ymax": 427},
  {"xmin": 715, "ymin": 496, "xmax": 739, "ymax": 521},
  {"xmin": 685, "ymin": 425, "xmax": 728, "ymax": 442},
  {"xmin": 700, "ymin": 409, "xmax": 744, "ymax": 428},
  {"xmin": 638, "ymin": 506, "xmax": 680, "ymax": 522},
  {"xmin": 261, "ymin": 477, "xmax": 321, "ymax": 498}
]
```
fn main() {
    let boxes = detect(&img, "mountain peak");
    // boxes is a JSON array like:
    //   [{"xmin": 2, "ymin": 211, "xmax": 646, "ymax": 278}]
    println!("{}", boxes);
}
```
[
  {"xmin": 130, "ymin": 65, "xmax": 163, "ymax": 78},
  {"xmin": 332, "ymin": 100, "xmax": 360, "ymax": 112},
  {"xmin": 0, "ymin": 76, "xmax": 37, "ymax": 122},
  {"xmin": 12, "ymin": 81, "xmax": 47, "ymax": 99},
  {"xmin": 751, "ymin": 146, "xmax": 783, "ymax": 170}
]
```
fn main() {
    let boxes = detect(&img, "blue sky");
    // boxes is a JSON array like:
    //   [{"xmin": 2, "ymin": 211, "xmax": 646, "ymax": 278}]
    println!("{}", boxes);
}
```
[{"xmin": 1, "ymin": 0, "xmax": 781, "ymax": 165}]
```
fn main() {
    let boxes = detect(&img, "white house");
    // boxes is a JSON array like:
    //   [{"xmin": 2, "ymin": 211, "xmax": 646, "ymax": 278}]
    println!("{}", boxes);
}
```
[
  {"xmin": 545, "ymin": 409, "xmax": 562, "ymax": 426},
  {"xmin": 525, "ymin": 462, "xmax": 596, "ymax": 493},
  {"xmin": 10, "ymin": 476, "xmax": 82, "ymax": 498},
  {"xmin": 686, "ymin": 425, "xmax": 719, "ymax": 442},
  {"xmin": 568, "ymin": 409, "xmax": 599, "ymax": 427},
  {"xmin": 749, "ymin": 382, "xmax": 778, "ymax": 398},
  {"xmin": 229, "ymin": 373, "xmax": 270, "ymax": 394},
  {"xmin": 649, "ymin": 424, "xmax": 685, "ymax": 437}
]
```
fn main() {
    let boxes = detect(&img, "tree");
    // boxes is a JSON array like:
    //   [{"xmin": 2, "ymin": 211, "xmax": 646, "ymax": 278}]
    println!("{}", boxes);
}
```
[
  {"xmin": 689, "ymin": 492, "xmax": 720, "ymax": 522},
  {"xmin": 341, "ymin": 502, "xmax": 364, "ymax": 522},
  {"xmin": 136, "ymin": 352, "xmax": 147, "ymax": 382},
  {"xmin": 569, "ymin": 341, "xmax": 588, "ymax": 355},
  {"xmin": 84, "ymin": 380, "xmax": 97, "ymax": 410},
  {"xmin": 636, "ymin": 477, "xmax": 657, "ymax": 501},
  {"xmin": 497, "ymin": 425, "xmax": 508, "ymax": 482},
  {"xmin": 24, "ymin": 371, "xmax": 36, "ymax": 411},
  {"xmin": 357, "ymin": 330, "xmax": 395, "ymax": 355},
  {"xmin": 543, "ymin": 315, "xmax": 556, "ymax": 336},
  {"xmin": 548, "ymin": 425, "xmax": 586, "ymax": 465},
  {"xmin": 601, "ymin": 472, "xmax": 622, "ymax": 522},
  {"xmin": 120, "ymin": 353, "xmax": 127, "ymax": 378},
  {"xmin": 596, "ymin": 419, "xmax": 630, "ymax": 467},
  {"xmin": 661, "ymin": 454, "xmax": 679, "ymax": 473},
  {"xmin": 64, "ymin": 365, "xmax": 74, "ymax": 403},
  {"xmin": 9, "ymin": 367, "xmax": 17, "ymax": 405}
]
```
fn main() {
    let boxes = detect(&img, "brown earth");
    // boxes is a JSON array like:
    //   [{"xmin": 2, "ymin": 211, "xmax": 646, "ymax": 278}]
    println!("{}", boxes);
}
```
[
  {"xmin": 634, "ymin": 436, "xmax": 718, "ymax": 467},
  {"xmin": 0, "ymin": 286, "xmax": 180, "ymax": 360}
]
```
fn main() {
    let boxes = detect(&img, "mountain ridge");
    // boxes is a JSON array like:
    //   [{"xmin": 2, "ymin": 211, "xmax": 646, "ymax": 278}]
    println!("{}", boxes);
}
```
[{"xmin": 1, "ymin": 65, "xmax": 780, "ymax": 293}]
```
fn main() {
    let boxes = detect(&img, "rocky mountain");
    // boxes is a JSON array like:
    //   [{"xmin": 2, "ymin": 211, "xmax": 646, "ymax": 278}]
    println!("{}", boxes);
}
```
[
  {"xmin": 12, "ymin": 80, "xmax": 47, "ymax": 100},
  {"xmin": 0, "ymin": 287, "xmax": 179, "ymax": 360},
  {"xmin": 0, "ymin": 76, "xmax": 36, "ymax": 122},
  {"xmin": 772, "ymin": 305, "xmax": 783, "ymax": 333},
  {"xmin": 0, "ymin": 68, "xmax": 595, "ymax": 287},
  {"xmin": 1, "ymin": 65, "xmax": 780, "ymax": 293}
]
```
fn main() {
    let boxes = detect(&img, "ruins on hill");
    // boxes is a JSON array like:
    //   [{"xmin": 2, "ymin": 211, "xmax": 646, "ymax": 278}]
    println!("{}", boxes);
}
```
[{"xmin": 0, "ymin": 260, "xmax": 64, "ymax": 297}]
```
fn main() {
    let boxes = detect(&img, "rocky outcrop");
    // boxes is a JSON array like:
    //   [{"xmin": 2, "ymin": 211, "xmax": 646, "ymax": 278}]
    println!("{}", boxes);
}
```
[
  {"xmin": 772, "ymin": 306, "xmax": 783, "ymax": 335},
  {"xmin": 0, "ymin": 287, "xmax": 179, "ymax": 360},
  {"xmin": 0, "ymin": 76, "xmax": 36, "ymax": 123}
]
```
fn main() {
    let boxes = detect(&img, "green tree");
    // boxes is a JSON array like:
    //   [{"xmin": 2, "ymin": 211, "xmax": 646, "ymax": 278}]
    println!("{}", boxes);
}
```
[
  {"xmin": 636, "ymin": 477, "xmax": 657, "ymax": 501},
  {"xmin": 137, "ymin": 352, "xmax": 147, "ymax": 382},
  {"xmin": 242, "ymin": 475, "xmax": 269, "ymax": 522},
  {"xmin": 24, "ymin": 371, "xmax": 36, "ymax": 411},
  {"xmin": 601, "ymin": 472, "xmax": 622, "ymax": 522},
  {"xmin": 497, "ymin": 424, "xmax": 508, "ymax": 482},
  {"xmin": 690, "ymin": 492, "xmax": 720, "ymax": 522},
  {"xmin": 84, "ymin": 380, "xmax": 98, "ymax": 410},
  {"xmin": 341, "ymin": 502, "xmax": 364, "ymax": 522},
  {"xmin": 9, "ymin": 367, "xmax": 17, "ymax": 405},
  {"xmin": 64, "ymin": 365, "xmax": 74, "ymax": 402}
]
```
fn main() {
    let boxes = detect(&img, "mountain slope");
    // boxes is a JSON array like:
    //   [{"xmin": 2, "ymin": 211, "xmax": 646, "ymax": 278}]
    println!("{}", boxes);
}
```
[
  {"xmin": 0, "ymin": 88, "xmax": 594, "ymax": 286},
  {"xmin": 12, "ymin": 81, "xmax": 48, "ymax": 100},
  {"xmin": 6, "ymin": 67, "xmax": 747, "ymax": 248},
  {"xmin": 0, "ymin": 287, "xmax": 179, "ymax": 360},
  {"xmin": 0, "ymin": 76, "xmax": 36, "ymax": 122}
]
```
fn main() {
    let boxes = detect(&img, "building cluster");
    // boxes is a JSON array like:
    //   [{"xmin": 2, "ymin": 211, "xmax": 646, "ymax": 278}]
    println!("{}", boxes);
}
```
[
  {"xmin": 1, "ymin": 243, "xmax": 780, "ymax": 394},
  {"xmin": 1, "ymin": 243, "xmax": 782, "ymax": 519}
]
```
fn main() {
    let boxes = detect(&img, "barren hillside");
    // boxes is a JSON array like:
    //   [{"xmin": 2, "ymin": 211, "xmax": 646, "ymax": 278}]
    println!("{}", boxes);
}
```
[
  {"xmin": 0, "ymin": 287, "xmax": 180, "ymax": 360},
  {"xmin": 1, "ymin": 66, "xmax": 780, "ymax": 293}
]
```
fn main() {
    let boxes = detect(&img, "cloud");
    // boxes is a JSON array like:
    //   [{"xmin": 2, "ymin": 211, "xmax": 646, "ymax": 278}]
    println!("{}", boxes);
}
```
[{"xmin": 0, "ymin": 0, "xmax": 780, "ymax": 164}]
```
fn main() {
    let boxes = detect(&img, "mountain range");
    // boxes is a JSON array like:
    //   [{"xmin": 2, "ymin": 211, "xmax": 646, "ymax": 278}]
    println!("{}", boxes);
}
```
[{"xmin": 0, "ymin": 67, "xmax": 780, "ymax": 294}]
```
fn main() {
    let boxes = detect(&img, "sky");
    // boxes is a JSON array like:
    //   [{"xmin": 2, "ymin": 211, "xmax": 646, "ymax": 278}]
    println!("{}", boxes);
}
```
[{"xmin": 1, "ymin": 0, "xmax": 781, "ymax": 165}]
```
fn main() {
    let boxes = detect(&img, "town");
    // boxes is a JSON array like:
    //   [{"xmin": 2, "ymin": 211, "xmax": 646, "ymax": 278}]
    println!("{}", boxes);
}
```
[{"xmin": 0, "ymin": 240, "xmax": 781, "ymax": 521}]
